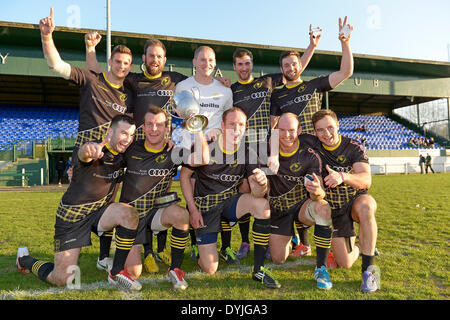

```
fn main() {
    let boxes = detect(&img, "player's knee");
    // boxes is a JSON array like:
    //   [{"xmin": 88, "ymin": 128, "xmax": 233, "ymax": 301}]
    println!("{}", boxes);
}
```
[
  {"xmin": 355, "ymin": 198, "xmax": 377, "ymax": 223},
  {"xmin": 120, "ymin": 205, "xmax": 139, "ymax": 228},
  {"xmin": 199, "ymin": 261, "xmax": 217, "ymax": 275},
  {"xmin": 334, "ymin": 254, "xmax": 354, "ymax": 269},
  {"xmin": 271, "ymin": 252, "xmax": 287, "ymax": 265},
  {"xmin": 252, "ymin": 197, "xmax": 269, "ymax": 219},
  {"xmin": 173, "ymin": 206, "xmax": 190, "ymax": 226}
]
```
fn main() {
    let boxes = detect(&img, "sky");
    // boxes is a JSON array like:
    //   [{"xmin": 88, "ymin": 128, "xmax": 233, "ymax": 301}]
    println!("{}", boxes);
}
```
[{"xmin": 1, "ymin": 0, "xmax": 450, "ymax": 62}]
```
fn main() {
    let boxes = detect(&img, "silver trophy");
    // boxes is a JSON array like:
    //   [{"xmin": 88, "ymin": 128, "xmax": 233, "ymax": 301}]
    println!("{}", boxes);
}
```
[{"xmin": 171, "ymin": 88, "xmax": 208, "ymax": 133}]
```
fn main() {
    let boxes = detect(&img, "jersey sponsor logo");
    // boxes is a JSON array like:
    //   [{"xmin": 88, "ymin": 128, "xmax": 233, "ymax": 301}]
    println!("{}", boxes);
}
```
[
  {"xmin": 93, "ymin": 169, "xmax": 121, "ymax": 179},
  {"xmin": 147, "ymin": 168, "xmax": 172, "ymax": 176},
  {"xmin": 91, "ymin": 95, "xmax": 127, "ymax": 114},
  {"xmin": 282, "ymin": 174, "xmax": 303, "ymax": 183},
  {"xmin": 157, "ymin": 90, "xmax": 173, "ymax": 97},
  {"xmin": 330, "ymin": 165, "xmax": 352, "ymax": 172},
  {"xmin": 218, "ymin": 174, "xmax": 241, "ymax": 182},
  {"xmin": 251, "ymin": 91, "xmax": 268, "ymax": 99},
  {"xmin": 293, "ymin": 93, "xmax": 315, "ymax": 104},
  {"xmin": 199, "ymin": 102, "xmax": 220, "ymax": 109}
]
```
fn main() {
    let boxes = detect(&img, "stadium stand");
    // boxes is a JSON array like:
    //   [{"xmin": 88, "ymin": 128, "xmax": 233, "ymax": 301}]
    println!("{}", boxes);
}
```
[
  {"xmin": 337, "ymin": 114, "xmax": 441, "ymax": 150},
  {"xmin": 0, "ymin": 106, "xmax": 441, "ymax": 151},
  {"xmin": 0, "ymin": 106, "xmax": 78, "ymax": 149}
]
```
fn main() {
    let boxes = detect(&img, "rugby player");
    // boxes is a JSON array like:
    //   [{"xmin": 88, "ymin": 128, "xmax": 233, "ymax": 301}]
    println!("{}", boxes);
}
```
[
  {"xmin": 85, "ymin": 33, "xmax": 186, "ymax": 271},
  {"xmin": 174, "ymin": 45, "xmax": 233, "ymax": 146},
  {"xmin": 271, "ymin": 17, "xmax": 354, "ymax": 134},
  {"xmin": 39, "ymin": 6, "xmax": 134, "ymax": 274},
  {"xmin": 40, "ymin": 8, "xmax": 134, "ymax": 149},
  {"xmin": 174, "ymin": 45, "xmax": 234, "ymax": 262},
  {"xmin": 230, "ymin": 27, "xmax": 321, "ymax": 259},
  {"xmin": 118, "ymin": 106, "xmax": 209, "ymax": 290},
  {"xmin": 16, "ymin": 115, "xmax": 142, "ymax": 291},
  {"xmin": 180, "ymin": 107, "xmax": 281, "ymax": 289},
  {"xmin": 267, "ymin": 112, "xmax": 333, "ymax": 290},
  {"xmin": 307, "ymin": 109, "xmax": 379, "ymax": 293}
]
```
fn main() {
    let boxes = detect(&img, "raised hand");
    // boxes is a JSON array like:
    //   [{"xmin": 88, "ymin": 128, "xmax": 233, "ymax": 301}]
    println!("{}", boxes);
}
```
[
  {"xmin": 324, "ymin": 164, "xmax": 345, "ymax": 188},
  {"xmin": 85, "ymin": 31, "xmax": 102, "ymax": 48},
  {"xmin": 305, "ymin": 173, "xmax": 324, "ymax": 196},
  {"xmin": 82, "ymin": 135, "xmax": 111, "ymax": 161},
  {"xmin": 338, "ymin": 16, "xmax": 353, "ymax": 42},
  {"xmin": 309, "ymin": 24, "xmax": 322, "ymax": 47},
  {"xmin": 39, "ymin": 7, "xmax": 55, "ymax": 37}
]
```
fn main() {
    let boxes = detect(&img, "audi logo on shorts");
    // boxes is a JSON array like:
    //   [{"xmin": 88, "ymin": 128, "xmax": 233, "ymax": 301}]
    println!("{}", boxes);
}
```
[
  {"xmin": 148, "ymin": 168, "xmax": 171, "ymax": 176},
  {"xmin": 251, "ymin": 91, "xmax": 268, "ymax": 99},
  {"xmin": 157, "ymin": 90, "xmax": 173, "ymax": 97},
  {"xmin": 220, "ymin": 174, "xmax": 241, "ymax": 182}
]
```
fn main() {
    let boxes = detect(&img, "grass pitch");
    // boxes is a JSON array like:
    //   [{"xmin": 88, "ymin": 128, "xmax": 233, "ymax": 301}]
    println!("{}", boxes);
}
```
[{"xmin": 0, "ymin": 173, "xmax": 449, "ymax": 300}]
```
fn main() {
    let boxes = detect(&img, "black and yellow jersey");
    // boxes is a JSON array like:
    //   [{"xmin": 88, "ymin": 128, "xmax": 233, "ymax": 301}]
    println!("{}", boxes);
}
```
[
  {"xmin": 271, "ymin": 76, "xmax": 332, "ymax": 134},
  {"xmin": 70, "ymin": 67, "xmax": 132, "ymax": 147},
  {"xmin": 119, "ymin": 140, "xmax": 186, "ymax": 218},
  {"xmin": 57, "ymin": 141, "xmax": 125, "ymax": 222},
  {"xmin": 268, "ymin": 137, "xmax": 322, "ymax": 212},
  {"xmin": 125, "ymin": 71, "xmax": 187, "ymax": 140},
  {"xmin": 301, "ymin": 133, "xmax": 369, "ymax": 210},
  {"xmin": 189, "ymin": 135, "xmax": 259, "ymax": 213},
  {"xmin": 231, "ymin": 74, "xmax": 283, "ymax": 143}
]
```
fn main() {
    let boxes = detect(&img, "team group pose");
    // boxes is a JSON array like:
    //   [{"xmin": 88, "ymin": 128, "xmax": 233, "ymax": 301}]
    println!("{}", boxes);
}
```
[{"xmin": 16, "ymin": 8, "xmax": 379, "ymax": 294}]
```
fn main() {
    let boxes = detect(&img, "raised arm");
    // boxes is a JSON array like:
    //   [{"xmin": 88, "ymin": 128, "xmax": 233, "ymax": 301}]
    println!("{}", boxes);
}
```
[
  {"xmin": 85, "ymin": 31, "xmax": 103, "ymax": 73},
  {"xmin": 39, "ymin": 7, "xmax": 71, "ymax": 79},
  {"xmin": 328, "ymin": 16, "xmax": 354, "ymax": 89},
  {"xmin": 299, "ymin": 24, "xmax": 322, "ymax": 72}
]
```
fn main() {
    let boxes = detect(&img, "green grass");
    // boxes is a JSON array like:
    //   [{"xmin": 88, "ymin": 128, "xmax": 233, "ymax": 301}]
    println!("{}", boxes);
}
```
[{"xmin": 0, "ymin": 173, "xmax": 449, "ymax": 300}]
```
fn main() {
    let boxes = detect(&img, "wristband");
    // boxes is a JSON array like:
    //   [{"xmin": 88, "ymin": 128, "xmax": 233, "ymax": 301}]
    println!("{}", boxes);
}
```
[{"xmin": 338, "ymin": 172, "xmax": 345, "ymax": 184}]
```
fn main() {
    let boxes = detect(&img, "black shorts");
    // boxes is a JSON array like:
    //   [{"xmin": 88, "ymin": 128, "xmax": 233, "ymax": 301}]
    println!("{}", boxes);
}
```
[
  {"xmin": 134, "ymin": 207, "xmax": 162, "ymax": 245},
  {"xmin": 270, "ymin": 200, "xmax": 305, "ymax": 236},
  {"xmin": 53, "ymin": 203, "xmax": 110, "ymax": 252},
  {"xmin": 331, "ymin": 190, "xmax": 368, "ymax": 238},
  {"xmin": 195, "ymin": 193, "xmax": 242, "ymax": 244}
]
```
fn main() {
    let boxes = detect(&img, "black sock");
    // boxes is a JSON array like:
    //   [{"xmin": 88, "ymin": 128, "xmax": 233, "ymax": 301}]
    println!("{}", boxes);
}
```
[
  {"xmin": 252, "ymin": 218, "xmax": 270, "ymax": 272},
  {"xmin": 157, "ymin": 230, "xmax": 168, "ymax": 253},
  {"xmin": 20, "ymin": 256, "xmax": 54, "ymax": 282},
  {"xmin": 99, "ymin": 230, "xmax": 113, "ymax": 260},
  {"xmin": 143, "ymin": 228, "xmax": 154, "ymax": 258},
  {"xmin": 238, "ymin": 213, "xmax": 251, "ymax": 243},
  {"xmin": 361, "ymin": 254, "xmax": 375, "ymax": 273},
  {"xmin": 296, "ymin": 222, "xmax": 310, "ymax": 247},
  {"xmin": 170, "ymin": 227, "xmax": 189, "ymax": 270},
  {"xmin": 314, "ymin": 225, "xmax": 332, "ymax": 268},
  {"xmin": 220, "ymin": 220, "xmax": 232, "ymax": 251},
  {"xmin": 111, "ymin": 226, "xmax": 136, "ymax": 276},
  {"xmin": 189, "ymin": 227, "xmax": 197, "ymax": 246}
]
